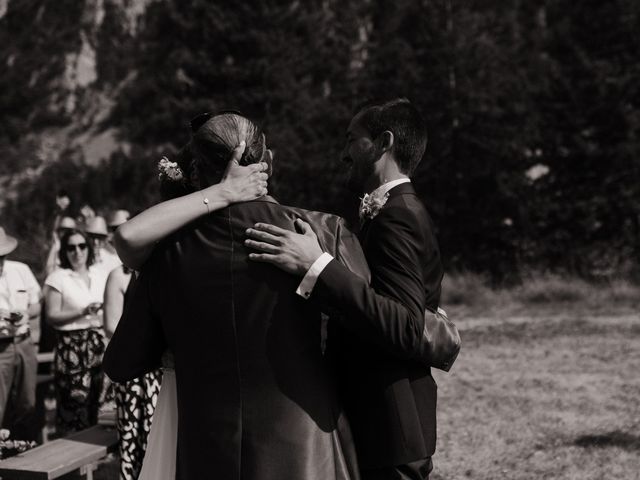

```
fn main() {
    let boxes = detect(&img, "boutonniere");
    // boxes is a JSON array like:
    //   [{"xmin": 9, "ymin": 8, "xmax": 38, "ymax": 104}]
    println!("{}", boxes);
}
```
[
  {"xmin": 359, "ymin": 190, "xmax": 390, "ymax": 222},
  {"xmin": 157, "ymin": 156, "xmax": 184, "ymax": 183}
]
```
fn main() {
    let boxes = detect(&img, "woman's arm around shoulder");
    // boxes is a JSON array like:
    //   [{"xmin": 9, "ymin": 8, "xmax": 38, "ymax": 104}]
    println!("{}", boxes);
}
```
[{"xmin": 115, "ymin": 142, "xmax": 269, "ymax": 270}]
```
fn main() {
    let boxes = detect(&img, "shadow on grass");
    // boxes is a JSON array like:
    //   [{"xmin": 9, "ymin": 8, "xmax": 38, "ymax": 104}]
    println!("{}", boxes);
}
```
[{"xmin": 574, "ymin": 431, "xmax": 640, "ymax": 451}]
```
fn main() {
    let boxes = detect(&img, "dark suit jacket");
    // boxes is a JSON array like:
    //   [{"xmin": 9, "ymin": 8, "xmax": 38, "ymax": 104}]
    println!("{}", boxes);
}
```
[
  {"xmin": 313, "ymin": 182, "xmax": 444, "ymax": 469},
  {"xmin": 103, "ymin": 198, "xmax": 369, "ymax": 480}
]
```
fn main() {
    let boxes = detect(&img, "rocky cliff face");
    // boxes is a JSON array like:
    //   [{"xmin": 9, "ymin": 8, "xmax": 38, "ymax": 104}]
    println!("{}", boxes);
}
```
[{"xmin": 0, "ymin": 0, "xmax": 155, "ymax": 206}]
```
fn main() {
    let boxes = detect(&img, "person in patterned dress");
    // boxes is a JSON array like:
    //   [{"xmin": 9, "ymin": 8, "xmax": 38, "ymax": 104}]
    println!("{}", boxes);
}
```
[{"xmin": 104, "ymin": 261, "xmax": 162, "ymax": 480}]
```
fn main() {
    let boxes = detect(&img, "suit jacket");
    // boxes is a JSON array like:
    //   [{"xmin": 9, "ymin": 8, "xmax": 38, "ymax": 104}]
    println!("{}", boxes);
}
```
[
  {"xmin": 313, "ymin": 182, "xmax": 444, "ymax": 469},
  {"xmin": 103, "ymin": 198, "xmax": 370, "ymax": 480}
]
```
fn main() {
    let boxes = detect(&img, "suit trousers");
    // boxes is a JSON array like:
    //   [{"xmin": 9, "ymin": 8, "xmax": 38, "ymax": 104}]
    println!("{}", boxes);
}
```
[
  {"xmin": 361, "ymin": 457, "xmax": 432, "ymax": 480},
  {"xmin": 0, "ymin": 336, "xmax": 37, "ymax": 440}
]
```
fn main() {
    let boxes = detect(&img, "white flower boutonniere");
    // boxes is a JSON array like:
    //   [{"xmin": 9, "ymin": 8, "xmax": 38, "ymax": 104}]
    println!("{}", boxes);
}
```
[
  {"xmin": 359, "ymin": 190, "xmax": 390, "ymax": 222},
  {"xmin": 157, "ymin": 156, "xmax": 184, "ymax": 183}
]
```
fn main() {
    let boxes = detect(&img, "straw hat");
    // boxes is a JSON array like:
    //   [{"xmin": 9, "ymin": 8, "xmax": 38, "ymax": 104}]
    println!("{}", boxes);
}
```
[
  {"xmin": 0, "ymin": 228, "xmax": 18, "ymax": 256},
  {"xmin": 58, "ymin": 217, "xmax": 77, "ymax": 230},
  {"xmin": 106, "ymin": 210, "xmax": 130, "ymax": 228},
  {"xmin": 84, "ymin": 216, "xmax": 108, "ymax": 237}
]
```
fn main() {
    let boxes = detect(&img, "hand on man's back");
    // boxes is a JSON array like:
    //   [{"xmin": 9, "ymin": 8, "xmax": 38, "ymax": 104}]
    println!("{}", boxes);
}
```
[{"xmin": 245, "ymin": 219, "xmax": 324, "ymax": 276}]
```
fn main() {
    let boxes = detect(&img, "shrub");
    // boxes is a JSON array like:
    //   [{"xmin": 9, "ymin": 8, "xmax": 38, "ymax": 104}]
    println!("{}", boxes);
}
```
[
  {"xmin": 441, "ymin": 271, "xmax": 497, "ymax": 308},
  {"xmin": 515, "ymin": 274, "xmax": 592, "ymax": 305}
]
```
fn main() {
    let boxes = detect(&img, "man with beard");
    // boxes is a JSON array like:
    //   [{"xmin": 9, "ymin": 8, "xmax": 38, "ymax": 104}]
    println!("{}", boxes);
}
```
[{"xmin": 246, "ymin": 98, "xmax": 444, "ymax": 480}]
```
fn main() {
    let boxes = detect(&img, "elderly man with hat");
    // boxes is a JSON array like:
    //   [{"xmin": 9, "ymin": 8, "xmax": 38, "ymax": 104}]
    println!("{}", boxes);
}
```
[
  {"xmin": 85, "ymin": 216, "xmax": 121, "ymax": 277},
  {"xmin": 0, "ymin": 227, "xmax": 41, "ymax": 440},
  {"xmin": 105, "ymin": 210, "xmax": 130, "ymax": 256}
]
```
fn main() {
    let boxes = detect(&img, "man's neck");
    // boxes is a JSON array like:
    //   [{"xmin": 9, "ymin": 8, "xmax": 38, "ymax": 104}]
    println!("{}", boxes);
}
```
[
  {"xmin": 363, "ymin": 155, "xmax": 408, "ymax": 193},
  {"xmin": 364, "ymin": 172, "xmax": 409, "ymax": 194}
]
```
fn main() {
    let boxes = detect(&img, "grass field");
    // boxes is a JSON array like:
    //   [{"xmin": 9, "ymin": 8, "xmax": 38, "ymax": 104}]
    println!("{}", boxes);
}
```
[
  {"xmin": 92, "ymin": 309, "xmax": 640, "ymax": 480},
  {"xmin": 95, "ymin": 274, "xmax": 640, "ymax": 479},
  {"xmin": 431, "ymin": 308, "xmax": 640, "ymax": 480}
]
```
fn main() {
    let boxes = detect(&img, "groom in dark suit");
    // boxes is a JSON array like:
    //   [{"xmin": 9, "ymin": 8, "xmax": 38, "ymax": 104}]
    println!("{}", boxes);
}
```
[{"xmin": 246, "ymin": 98, "xmax": 444, "ymax": 479}]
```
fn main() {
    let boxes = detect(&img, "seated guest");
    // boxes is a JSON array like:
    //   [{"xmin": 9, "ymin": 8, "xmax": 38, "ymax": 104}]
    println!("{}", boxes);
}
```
[
  {"xmin": 43, "ymin": 230, "xmax": 107, "ymax": 435},
  {"xmin": 0, "ymin": 227, "xmax": 41, "ymax": 441}
]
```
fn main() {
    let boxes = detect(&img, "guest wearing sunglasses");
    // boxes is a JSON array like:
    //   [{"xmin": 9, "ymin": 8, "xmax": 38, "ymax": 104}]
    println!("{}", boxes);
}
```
[{"xmin": 43, "ymin": 230, "xmax": 108, "ymax": 435}]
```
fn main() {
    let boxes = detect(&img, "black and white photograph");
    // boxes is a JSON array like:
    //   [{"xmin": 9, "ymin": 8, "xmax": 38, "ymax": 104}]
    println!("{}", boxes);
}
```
[{"xmin": 0, "ymin": 1, "xmax": 638, "ymax": 479}]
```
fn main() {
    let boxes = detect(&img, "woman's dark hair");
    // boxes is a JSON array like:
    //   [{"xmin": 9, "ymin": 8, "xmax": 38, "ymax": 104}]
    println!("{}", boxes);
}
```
[{"xmin": 58, "ymin": 229, "xmax": 95, "ymax": 269}]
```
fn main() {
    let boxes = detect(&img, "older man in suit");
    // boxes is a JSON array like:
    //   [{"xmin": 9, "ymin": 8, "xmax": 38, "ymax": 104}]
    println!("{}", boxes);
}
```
[{"xmin": 104, "ymin": 113, "xmax": 370, "ymax": 480}]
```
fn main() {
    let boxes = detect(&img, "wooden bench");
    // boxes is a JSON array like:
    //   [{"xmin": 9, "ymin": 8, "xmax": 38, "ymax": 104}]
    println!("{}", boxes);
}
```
[
  {"xmin": 0, "ymin": 425, "xmax": 118, "ymax": 480},
  {"xmin": 97, "ymin": 409, "xmax": 116, "ymax": 428},
  {"xmin": 36, "ymin": 352, "xmax": 55, "ymax": 365},
  {"xmin": 36, "ymin": 352, "xmax": 55, "ymax": 386}
]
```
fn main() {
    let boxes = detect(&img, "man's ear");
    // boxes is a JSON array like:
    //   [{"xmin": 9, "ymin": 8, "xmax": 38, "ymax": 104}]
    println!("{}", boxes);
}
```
[
  {"xmin": 377, "ymin": 130, "xmax": 394, "ymax": 154},
  {"xmin": 264, "ymin": 149, "xmax": 274, "ymax": 177}
]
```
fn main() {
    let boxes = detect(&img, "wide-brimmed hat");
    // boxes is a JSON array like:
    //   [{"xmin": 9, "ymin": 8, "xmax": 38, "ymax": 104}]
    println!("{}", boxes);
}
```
[
  {"xmin": 106, "ymin": 209, "xmax": 130, "ymax": 228},
  {"xmin": 0, "ymin": 228, "xmax": 18, "ymax": 256},
  {"xmin": 58, "ymin": 217, "xmax": 77, "ymax": 230},
  {"xmin": 84, "ymin": 216, "xmax": 108, "ymax": 237}
]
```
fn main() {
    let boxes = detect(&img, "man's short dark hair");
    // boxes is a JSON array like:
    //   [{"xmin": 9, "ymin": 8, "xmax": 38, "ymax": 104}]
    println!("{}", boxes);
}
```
[{"xmin": 355, "ymin": 98, "xmax": 428, "ymax": 175}]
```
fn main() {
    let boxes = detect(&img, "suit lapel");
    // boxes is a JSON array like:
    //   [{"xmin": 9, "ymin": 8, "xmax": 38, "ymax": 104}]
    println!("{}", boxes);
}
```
[{"xmin": 357, "ymin": 220, "xmax": 372, "ymax": 244}]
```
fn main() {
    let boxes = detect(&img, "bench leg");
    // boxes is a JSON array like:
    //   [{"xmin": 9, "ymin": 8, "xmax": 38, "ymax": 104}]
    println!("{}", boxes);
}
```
[{"xmin": 79, "ymin": 462, "xmax": 97, "ymax": 480}]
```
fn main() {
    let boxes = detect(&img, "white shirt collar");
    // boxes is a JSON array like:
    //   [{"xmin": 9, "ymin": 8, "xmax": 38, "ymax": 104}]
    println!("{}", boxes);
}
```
[{"xmin": 370, "ymin": 178, "xmax": 411, "ymax": 198}]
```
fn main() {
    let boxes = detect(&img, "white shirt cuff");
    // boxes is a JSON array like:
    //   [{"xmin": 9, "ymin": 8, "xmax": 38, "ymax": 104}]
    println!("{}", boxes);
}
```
[{"xmin": 295, "ymin": 253, "xmax": 334, "ymax": 300}]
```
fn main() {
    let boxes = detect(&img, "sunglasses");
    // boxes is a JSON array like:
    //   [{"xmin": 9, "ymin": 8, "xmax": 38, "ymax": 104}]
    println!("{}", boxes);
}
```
[
  {"xmin": 66, "ymin": 243, "xmax": 88, "ymax": 253},
  {"xmin": 189, "ymin": 110, "xmax": 243, "ymax": 133}
]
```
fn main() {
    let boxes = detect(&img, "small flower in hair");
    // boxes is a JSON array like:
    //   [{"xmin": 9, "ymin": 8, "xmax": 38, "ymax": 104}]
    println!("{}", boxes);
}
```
[{"xmin": 157, "ymin": 156, "xmax": 184, "ymax": 182}]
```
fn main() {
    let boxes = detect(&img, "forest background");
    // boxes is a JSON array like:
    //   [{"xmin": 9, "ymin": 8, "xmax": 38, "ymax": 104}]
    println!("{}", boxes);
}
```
[{"xmin": 1, "ymin": 0, "xmax": 638, "ymax": 283}]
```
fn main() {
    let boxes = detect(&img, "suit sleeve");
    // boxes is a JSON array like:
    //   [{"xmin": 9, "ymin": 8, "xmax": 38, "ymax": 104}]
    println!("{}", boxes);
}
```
[
  {"xmin": 333, "ymin": 218, "xmax": 371, "ymax": 283},
  {"xmin": 103, "ymin": 263, "xmax": 166, "ymax": 382},
  {"xmin": 313, "ymin": 206, "xmax": 428, "ymax": 362}
]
